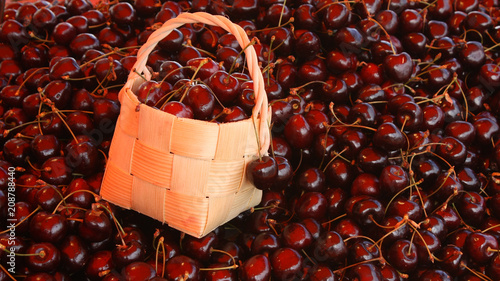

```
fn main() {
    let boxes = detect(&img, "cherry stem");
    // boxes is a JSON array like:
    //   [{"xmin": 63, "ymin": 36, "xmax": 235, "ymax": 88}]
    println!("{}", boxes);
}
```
[
  {"xmin": 3, "ymin": 119, "xmax": 50, "ymax": 138},
  {"xmin": 302, "ymin": 249, "xmax": 316, "ymax": 266},
  {"xmin": 199, "ymin": 264, "xmax": 239, "ymax": 271},
  {"xmin": 0, "ymin": 206, "xmax": 41, "ymax": 235},
  {"xmin": 248, "ymin": 18, "xmax": 295, "ymax": 34},
  {"xmin": 383, "ymin": 179, "xmax": 424, "ymax": 216},
  {"xmin": 321, "ymin": 213, "xmax": 347, "ymax": 228},
  {"xmin": 407, "ymin": 223, "xmax": 435, "ymax": 263},
  {"xmin": 321, "ymin": 147, "xmax": 348, "ymax": 173},
  {"xmin": 155, "ymin": 236, "xmax": 166, "ymax": 278},
  {"xmin": 80, "ymin": 46, "xmax": 140, "ymax": 68},
  {"xmin": 210, "ymin": 248, "xmax": 237, "ymax": 267},
  {"xmin": 0, "ymin": 263, "xmax": 16, "ymax": 281},
  {"xmin": 333, "ymin": 257, "xmax": 383, "ymax": 274},
  {"xmin": 463, "ymin": 263, "xmax": 493, "ymax": 281},
  {"xmin": 52, "ymin": 190, "xmax": 100, "ymax": 215},
  {"xmin": 482, "ymin": 223, "xmax": 500, "ymax": 233},
  {"xmin": 0, "ymin": 245, "xmax": 45, "ymax": 258},
  {"xmin": 227, "ymin": 38, "xmax": 256, "ymax": 78},
  {"xmin": 367, "ymin": 18, "xmax": 395, "ymax": 54}
]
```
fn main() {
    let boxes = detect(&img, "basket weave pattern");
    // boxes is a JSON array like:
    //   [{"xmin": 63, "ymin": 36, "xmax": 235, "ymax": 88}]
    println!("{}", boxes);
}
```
[{"xmin": 100, "ymin": 12, "xmax": 270, "ymax": 237}]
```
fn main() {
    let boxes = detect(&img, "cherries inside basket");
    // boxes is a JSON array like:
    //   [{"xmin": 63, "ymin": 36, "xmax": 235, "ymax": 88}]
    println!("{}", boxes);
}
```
[{"xmin": 3, "ymin": 0, "xmax": 500, "ymax": 280}]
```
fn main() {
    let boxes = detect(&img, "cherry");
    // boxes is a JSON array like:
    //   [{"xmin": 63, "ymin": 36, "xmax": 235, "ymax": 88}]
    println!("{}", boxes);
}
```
[
  {"xmin": 60, "ymin": 235, "xmax": 90, "ymax": 272},
  {"xmin": 383, "ymin": 52, "xmax": 413, "ymax": 83},
  {"xmin": 270, "ymin": 247, "xmax": 302, "ymax": 281},
  {"xmin": 49, "ymin": 57, "xmax": 83, "ymax": 81},
  {"xmin": 297, "ymin": 168, "xmax": 326, "ymax": 193},
  {"xmin": 247, "ymin": 156, "xmax": 278, "ymax": 191},
  {"xmin": 350, "ymin": 173, "xmax": 380, "ymax": 198},
  {"xmin": 279, "ymin": 222, "xmax": 312, "ymax": 251},
  {"xmin": 251, "ymin": 232, "xmax": 279, "ymax": 256},
  {"xmin": 295, "ymin": 192, "xmax": 327, "ymax": 220},
  {"xmin": 396, "ymin": 102, "xmax": 423, "ymax": 132},
  {"xmin": 311, "ymin": 230, "xmax": 347, "ymax": 264},
  {"xmin": 29, "ymin": 211, "xmax": 68, "ymax": 244},
  {"xmin": 454, "ymin": 191, "xmax": 486, "ymax": 227},
  {"xmin": 65, "ymin": 139, "xmax": 99, "ymax": 176},
  {"xmin": 357, "ymin": 147, "xmax": 388, "ymax": 175},
  {"xmin": 182, "ymin": 231, "xmax": 218, "ymax": 263},
  {"xmin": 346, "ymin": 263, "xmax": 383, "ymax": 280},
  {"xmin": 240, "ymin": 254, "xmax": 270, "ymax": 281},
  {"xmin": 112, "ymin": 241, "xmax": 145, "ymax": 269},
  {"xmin": 306, "ymin": 264, "xmax": 335, "ymax": 281},
  {"xmin": 3, "ymin": 137, "xmax": 30, "ymax": 166},
  {"xmin": 325, "ymin": 158, "xmax": 357, "ymax": 190},
  {"xmin": 183, "ymin": 83, "xmax": 215, "ymax": 120},
  {"xmin": 436, "ymin": 244, "xmax": 467, "ymax": 276},
  {"xmin": 164, "ymin": 255, "xmax": 200, "ymax": 281},
  {"xmin": 386, "ymin": 239, "xmax": 418, "ymax": 273},
  {"xmin": 464, "ymin": 232, "xmax": 498, "ymax": 264},
  {"xmin": 70, "ymin": 33, "xmax": 101, "ymax": 58},
  {"xmin": 85, "ymin": 250, "xmax": 114, "ymax": 281},
  {"xmin": 347, "ymin": 238, "xmax": 380, "ymax": 264},
  {"xmin": 78, "ymin": 209, "xmax": 113, "ymax": 242},
  {"xmin": 26, "ymin": 242, "xmax": 61, "ymax": 273},
  {"xmin": 379, "ymin": 165, "xmax": 409, "ymax": 196},
  {"xmin": 284, "ymin": 115, "xmax": 313, "ymax": 149}
]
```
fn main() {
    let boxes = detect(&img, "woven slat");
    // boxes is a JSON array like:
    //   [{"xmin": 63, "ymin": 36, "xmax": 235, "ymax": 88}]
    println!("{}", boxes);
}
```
[
  {"xmin": 100, "ymin": 162, "xmax": 133, "ymax": 208},
  {"xmin": 170, "ymin": 154, "xmax": 210, "ymax": 198},
  {"xmin": 137, "ymin": 103, "xmax": 174, "ymax": 152},
  {"xmin": 118, "ymin": 88, "xmax": 141, "ymax": 138},
  {"xmin": 214, "ymin": 119, "xmax": 251, "ymax": 160},
  {"xmin": 206, "ymin": 195, "xmax": 234, "ymax": 232},
  {"xmin": 170, "ymin": 117, "xmax": 219, "ymax": 159},
  {"xmin": 101, "ymin": 12, "xmax": 270, "ymax": 237},
  {"xmin": 207, "ymin": 159, "xmax": 245, "ymax": 196},
  {"xmin": 164, "ymin": 191, "xmax": 209, "ymax": 236},
  {"xmin": 107, "ymin": 120, "xmax": 135, "ymax": 173},
  {"xmin": 131, "ymin": 177, "xmax": 166, "ymax": 220},
  {"xmin": 130, "ymin": 141, "xmax": 174, "ymax": 187}
]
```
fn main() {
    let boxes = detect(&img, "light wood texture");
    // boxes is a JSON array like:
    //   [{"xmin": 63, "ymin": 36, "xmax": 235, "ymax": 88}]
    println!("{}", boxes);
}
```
[{"xmin": 100, "ymin": 12, "xmax": 269, "ymax": 237}]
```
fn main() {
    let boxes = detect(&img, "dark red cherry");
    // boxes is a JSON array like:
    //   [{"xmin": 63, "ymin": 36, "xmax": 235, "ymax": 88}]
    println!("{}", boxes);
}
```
[
  {"xmin": 284, "ymin": 115, "xmax": 313, "ymax": 149},
  {"xmin": 379, "ymin": 165, "xmax": 409, "ymax": 196},
  {"xmin": 29, "ymin": 211, "xmax": 67, "ymax": 243},
  {"xmin": 270, "ymin": 247, "xmax": 302, "ymax": 281},
  {"xmin": 386, "ymin": 239, "xmax": 418, "ymax": 273},
  {"xmin": 109, "ymin": 2, "xmax": 137, "ymax": 26},
  {"xmin": 311, "ymin": 231, "xmax": 347, "ymax": 264},
  {"xmin": 240, "ymin": 254, "xmax": 270, "ymax": 281},
  {"xmin": 60, "ymin": 235, "xmax": 90, "ymax": 272},
  {"xmin": 295, "ymin": 191, "xmax": 327, "ymax": 220},
  {"xmin": 350, "ymin": 197, "xmax": 384, "ymax": 227},
  {"xmin": 85, "ymin": 250, "xmax": 114, "ymax": 281},
  {"xmin": 247, "ymin": 156, "xmax": 278, "ymax": 190},
  {"xmin": 183, "ymin": 84, "xmax": 215, "ymax": 120},
  {"xmin": 325, "ymin": 158, "xmax": 357, "ymax": 190},
  {"xmin": 356, "ymin": 146, "xmax": 388, "ymax": 175},
  {"xmin": 297, "ymin": 168, "xmax": 326, "ymax": 193},
  {"xmin": 396, "ymin": 102, "xmax": 423, "ymax": 132},
  {"xmin": 464, "ymin": 232, "xmax": 498, "ymax": 264},
  {"xmin": 69, "ymin": 33, "xmax": 100, "ymax": 58},
  {"xmin": 41, "ymin": 157, "xmax": 72, "ymax": 186},
  {"xmin": 454, "ymin": 191, "xmax": 486, "ymax": 227},
  {"xmin": 281, "ymin": 223, "xmax": 312, "ymax": 251},
  {"xmin": 383, "ymin": 52, "xmax": 413, "ymax": 83},
  {"xmin": 26, "ymin": 242, "xmax": 61, "ymax": 273},
  {"xmin": 79, "ymin": 209, "xmax": 113, "ymax": 242}
]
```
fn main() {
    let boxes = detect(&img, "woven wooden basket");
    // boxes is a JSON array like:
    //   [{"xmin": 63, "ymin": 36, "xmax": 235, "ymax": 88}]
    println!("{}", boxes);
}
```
[{"xmin": 100, "ymin": 12, "xmax": 270, "ymax": 238}]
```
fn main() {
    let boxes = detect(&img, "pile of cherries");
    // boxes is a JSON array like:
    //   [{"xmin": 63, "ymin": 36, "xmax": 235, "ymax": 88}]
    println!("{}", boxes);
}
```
[{"xmin": 2, "ymin": 0, "xmax": 500, "ymax": 280}]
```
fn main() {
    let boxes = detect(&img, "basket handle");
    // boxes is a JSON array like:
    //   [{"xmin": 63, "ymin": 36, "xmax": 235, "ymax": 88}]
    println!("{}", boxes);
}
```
[{"xmin": 127, "ymin": 12, "xmax": 270, "ymax": 156}]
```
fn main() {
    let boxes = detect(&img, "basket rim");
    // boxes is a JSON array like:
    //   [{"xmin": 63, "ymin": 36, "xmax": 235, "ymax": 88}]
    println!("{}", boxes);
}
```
[{"xmin": 120, "ymin": 12, "xmax": 270, "ymax": 155}]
